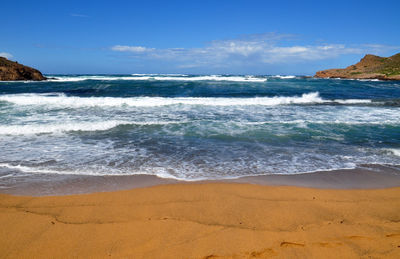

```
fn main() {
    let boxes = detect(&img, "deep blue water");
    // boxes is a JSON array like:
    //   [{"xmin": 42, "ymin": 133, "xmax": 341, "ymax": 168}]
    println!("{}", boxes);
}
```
[{"xmin": 0, "ymin": 74, "xmax": 399, "ymax": 181}]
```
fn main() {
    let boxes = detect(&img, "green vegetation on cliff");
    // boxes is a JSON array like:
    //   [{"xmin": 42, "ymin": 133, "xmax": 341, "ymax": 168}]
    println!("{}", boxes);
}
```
[
  {"xmin": 376, "ymin": 53, "xmax": 400, "ymax": 76},
  {"xmin": 315, "ymin": 53, "xmax": 400, "ymax": 80}
]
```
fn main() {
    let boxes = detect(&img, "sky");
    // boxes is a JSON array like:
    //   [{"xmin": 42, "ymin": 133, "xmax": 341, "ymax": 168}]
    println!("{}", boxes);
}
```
[{"xmin": 1, "ymin": 0, "xmax": 400, "ymax": 75}]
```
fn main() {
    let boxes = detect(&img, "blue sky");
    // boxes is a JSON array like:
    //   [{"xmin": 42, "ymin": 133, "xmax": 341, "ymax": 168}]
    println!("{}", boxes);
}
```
[{"xmin": 1, "ymin": 0, "xmax": 399, "ymax": 75}]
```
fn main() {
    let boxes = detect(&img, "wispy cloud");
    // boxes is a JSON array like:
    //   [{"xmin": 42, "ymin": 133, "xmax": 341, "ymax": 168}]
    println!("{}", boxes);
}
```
[
  {"xmin": 111, "ymin": 45, "xmax": 153, "ymax": 53},
  {"xmin": 111, "ymin": 33, "xmax": 400, "ymax": 69},
  {"xmin": 0, "ymin": 52, "xmax": 13, "ymax": 59},
  {"xmin": 70, "ymin": 13, "xmax": 89, "ymax": 18}
]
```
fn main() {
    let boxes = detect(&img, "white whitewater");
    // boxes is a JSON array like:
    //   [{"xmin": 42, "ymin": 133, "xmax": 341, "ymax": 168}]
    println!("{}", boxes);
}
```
[{"xmin": 0, "ymin": 92, "xmax": 373, "ymax": 108}]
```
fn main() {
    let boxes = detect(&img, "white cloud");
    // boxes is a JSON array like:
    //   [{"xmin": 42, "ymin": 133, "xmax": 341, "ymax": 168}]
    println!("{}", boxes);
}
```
[
  {"xmin": 111, "ymin": 45, "xmax": 154, "ymax": 53},
  {"xmin": 110, "ymin": 33, "xmax": 400, "ymax": 68},
  {"xmin": 209, "ymin": 40, "xmax": 264, "ymax": 56},
  {"xmin": 0, "ymin": 52, "xmax": 13, "ymax": 59}
]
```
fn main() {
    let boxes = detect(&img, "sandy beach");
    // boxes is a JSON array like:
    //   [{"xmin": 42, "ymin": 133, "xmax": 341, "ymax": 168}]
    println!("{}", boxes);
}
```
[{"xmin": 1, "ymin": 179, "xmax": 400, "ymax": 258}]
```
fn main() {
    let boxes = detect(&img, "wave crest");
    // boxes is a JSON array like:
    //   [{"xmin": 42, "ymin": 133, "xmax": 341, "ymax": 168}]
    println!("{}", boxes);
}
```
[
  {"xmin": 48, "ymin": 75, "xmax": 267, "ymax": 82},
  {"xmin": 0, "ymin": 92, "xmax": 373, "ymax": 108},
  {"xmin": 0, "ymin": 121, "xmax": 186, "ymax": 135}
]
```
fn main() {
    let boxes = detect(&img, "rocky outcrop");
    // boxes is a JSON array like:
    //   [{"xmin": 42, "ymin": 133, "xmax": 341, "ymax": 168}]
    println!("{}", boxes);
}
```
[
  {"xmin": 315, "ymin": 53, "xmax": 400, "ymax": 80},
  {"xmin": 0, "ymin": 57, "xmax": 46, "ymax": 81}
]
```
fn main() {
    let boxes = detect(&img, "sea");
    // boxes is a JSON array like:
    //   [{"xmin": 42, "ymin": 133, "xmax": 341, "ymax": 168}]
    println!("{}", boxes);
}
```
[{"xmin": 0, "ymin": 74, "xmax": 399, "ymax": 187}]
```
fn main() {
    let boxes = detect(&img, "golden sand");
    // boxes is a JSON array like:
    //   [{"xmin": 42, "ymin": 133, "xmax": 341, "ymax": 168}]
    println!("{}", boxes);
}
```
[{"xmin": 1, "ymin": 183, "xmax": 399, "ymax": 258}]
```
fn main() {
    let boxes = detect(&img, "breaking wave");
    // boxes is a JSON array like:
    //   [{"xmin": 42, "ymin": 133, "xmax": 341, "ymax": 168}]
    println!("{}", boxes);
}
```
[
  {"xmin": 47, "ymin": 75, "xmax": 267, "ymax": 82},
  {"xmin": 0, "ymin": 120, "xmax": 184, "ymax": 135},
  {"xmin": 271, "ymin": 75, "xmax": 297, "ymax": 79},
  {"xmin": 0, "ymin": 92, "xmax": 373, "ymax": 108}
]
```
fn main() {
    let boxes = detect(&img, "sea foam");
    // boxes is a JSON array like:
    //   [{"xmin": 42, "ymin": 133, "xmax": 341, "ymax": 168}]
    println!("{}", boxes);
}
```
[
  {"xmin": 48, "ymin": 75, "xmax": 267, "ymax": 82},
  {"xmin": 0, "ymin": 121, "xmax": 127, "ymax": 135},
  {"xmin": 0, "ymin": 92, "xmax": 373, "ymax": 108},
  {"xmin": 0, "ymin": 120, "xmax": 184, "ymax": 135},
  {"xmin": 386, "ymin": 149, "xmax": 400, "ymax": 157},
  {"xmin": 271, "ymin": 75, "xmax": 297, "ymax": 79}
]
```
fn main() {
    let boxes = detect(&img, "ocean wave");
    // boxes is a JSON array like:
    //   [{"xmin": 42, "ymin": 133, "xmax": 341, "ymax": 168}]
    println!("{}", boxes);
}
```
[
  {"xmin": 0, "ymin": 120, "xmax": 185, "ymax": 135},
  {"xmin": 0, "ymin": 121, "xmax": 127, "ymax": 135},
  {"xmin": 0, "ymin": 161, "xmax": 361, "ymax": 181},
  {"xmin": 0, "ymin": 163, "xmax": 129, "ymax": 176},
  {"xmin": 2, "ymin": 161, "xmax": 398, "ymax": 181},
  {"xmin": 0, "ymin": 92, "xmax": 374, "ymax": 108},
  {"xmin": 243, "ymin": 120, "xmax": 398, "ymax": 125},
  {"xmin": 271, "ymin": 75, "xmax": 297, "ymax": 79},
  {"xmin": 0, "ymin": 162, "xmax": 195, "ymax": 180},
  {"xmin": 2, "ymin": 118, "xmax": 398, "ymax": 136},
  {"xmin": 47, "ymin": 76, "xmax": 138, "ymax": 82},
  {"xmin": 131, "ymin": 73, "xmax": 188, "ymax": 76},
  {"xmin": 356, "ymin": 79, "xmax": 382, "ymax": 82},
  {"xmin": 47, "ymin": 75, "xmax": 267, "ymax": 82},
  {"xmin": 333, "ymin": 99, "xmax": 373, "ymax": 104},
  {"xmin": 386, "ymin": 149, "xmax": 400, "ymax": 157}
]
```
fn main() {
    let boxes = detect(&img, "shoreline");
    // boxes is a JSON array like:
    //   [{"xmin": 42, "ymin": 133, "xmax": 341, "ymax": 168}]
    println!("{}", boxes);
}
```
[{"xmin": 1, "ymin": 164, "xmax": 400, "ymax": 196}]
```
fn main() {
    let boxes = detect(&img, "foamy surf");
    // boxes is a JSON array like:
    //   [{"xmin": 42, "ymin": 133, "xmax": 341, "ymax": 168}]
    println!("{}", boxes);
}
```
[
  {"xmin": 0, "ymin": 162, "xmax": 361, "ymax": 181},
  {"xmin": 0, "ymin": 162, "xmax": 206, "ymax": 181},
  {"xmin": 0, "ymin": 120, "xmax": 185, "ymax": 135},
  {"xmin": 1, "ymin": 116, "xmax": 398, "ymax": 136},
  {"xmin": 47, "ymin": 75, "xmax": 267, "ymax": 82},
  {"xmin": 0, "ymin": 163, "xmax": 145, "ymax": 177},
  {"xmin": 271, "ymin": 75, "xmax": 297, "ymax": 79},
  {"xmin": 0, "ymin": 92, "xmax": 374, "ymax": 108},
  {"xmin": 386, "ymin": 149, "xmax": 400, "ymax": 157}
]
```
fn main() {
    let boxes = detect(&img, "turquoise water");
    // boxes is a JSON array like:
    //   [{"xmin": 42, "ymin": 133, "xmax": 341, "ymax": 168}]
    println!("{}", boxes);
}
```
[{"xmin": 0, "ymin": 74, "xmax": 399, "ymax": 181}]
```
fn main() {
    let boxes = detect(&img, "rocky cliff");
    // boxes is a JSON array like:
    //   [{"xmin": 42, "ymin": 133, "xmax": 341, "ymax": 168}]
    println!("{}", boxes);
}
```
[
  {"xmin": 0, "ymin": 57, "xmax": 46, "ymax": 81},
  {"xmin": 315, "ymin": 53, "xmax": 400, "ymax": 80}
]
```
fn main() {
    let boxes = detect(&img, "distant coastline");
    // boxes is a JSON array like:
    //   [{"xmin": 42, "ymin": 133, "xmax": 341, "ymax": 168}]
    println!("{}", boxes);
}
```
[{"xmin": 315, "ymin": 53, "xmax": 400, "ymax": 81}]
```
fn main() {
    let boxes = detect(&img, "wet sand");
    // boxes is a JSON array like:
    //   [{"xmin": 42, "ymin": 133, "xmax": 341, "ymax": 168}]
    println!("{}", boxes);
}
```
[{"xmin": 1, "ymin": 164, "xmax": 400, "ymax": 196}]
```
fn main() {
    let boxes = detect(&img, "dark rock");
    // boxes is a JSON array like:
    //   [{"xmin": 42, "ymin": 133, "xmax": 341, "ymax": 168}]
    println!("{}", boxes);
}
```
[{"xmin": 0, "ymin": 57, "xmax": 46, "ymax": 81}]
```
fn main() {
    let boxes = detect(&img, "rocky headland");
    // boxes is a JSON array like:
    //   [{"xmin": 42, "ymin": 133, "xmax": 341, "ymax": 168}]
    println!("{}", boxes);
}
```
[
  {"xmin": 0, "ymin": 57, "xmax": 46, "ymax": 81},
  {"xmin": 315, "ymin": 53, "xmax": 400, "ymax": 80}
]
